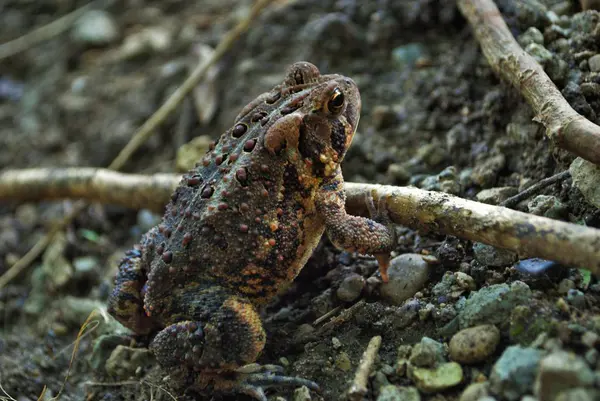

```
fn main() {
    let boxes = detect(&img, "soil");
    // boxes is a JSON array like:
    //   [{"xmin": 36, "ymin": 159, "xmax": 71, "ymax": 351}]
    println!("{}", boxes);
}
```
[{"xmin": 1, "ymin": 0, "xmax": 599, "ymax": 400}]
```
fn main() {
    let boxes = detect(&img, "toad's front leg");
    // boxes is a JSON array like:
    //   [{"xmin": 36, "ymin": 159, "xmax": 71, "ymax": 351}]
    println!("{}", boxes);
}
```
[
  {"xmin": 150, "ymin": 286, "xmax": 318, "ymax": 400},
  {"xmin": 316, "ymin": 170, "xmax": 396, "ymax": 281}
]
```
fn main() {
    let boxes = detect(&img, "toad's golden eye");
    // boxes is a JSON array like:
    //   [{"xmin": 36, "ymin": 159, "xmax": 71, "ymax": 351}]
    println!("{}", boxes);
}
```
[{"xmin": 326, "ymin": 88, "xmax": 345, "ymax": 115}]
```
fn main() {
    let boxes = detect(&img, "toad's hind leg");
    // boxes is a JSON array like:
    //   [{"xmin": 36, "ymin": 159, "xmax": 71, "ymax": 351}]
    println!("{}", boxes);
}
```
[{"xmin": 150, "ymin": 288, "xmax": 318, "ymax": 400}]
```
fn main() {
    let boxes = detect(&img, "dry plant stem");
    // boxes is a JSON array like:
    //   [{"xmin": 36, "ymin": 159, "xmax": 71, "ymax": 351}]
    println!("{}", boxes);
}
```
[
  {"xmin": 347, "ymin": 335, "xmax": 382, "ymax": 401},
  {"xmin": 458, "ymin": 0, "xmax": 600, "ymax": 165},
  {"xmin": 3, "ymin": 169, "xmax": 600, "ymax": 275},
  {"xmin": 108, "ymin": 0, "xmax": 276, "ymax": 170},
  {"xmin": 500, "ymin": 170, "xmax": 571, "ymax": 208},
  {"xmin": 0, "ymin": 0, "xmax": 105, "ymax": 60}
]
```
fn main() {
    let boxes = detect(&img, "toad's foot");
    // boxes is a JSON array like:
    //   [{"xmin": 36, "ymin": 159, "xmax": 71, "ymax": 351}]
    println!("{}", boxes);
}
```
[{"xmin": 365, "ymin": 191, "xmax": 395, "ymax": 282}]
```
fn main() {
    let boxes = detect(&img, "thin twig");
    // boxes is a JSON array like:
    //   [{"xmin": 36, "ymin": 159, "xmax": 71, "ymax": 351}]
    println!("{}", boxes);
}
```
[
  {"xmin": 108, "ymin": 0, "xmax": 276, "ymax": 170},
  {"xmin": 0, "ymin": 1, "xmax": 273, "ymax": 289},
  {"xmin": 312, "ymin": 305, "xmax": 342, "ymax": 326},
  {"xmin": 458, "ymin": 0, "xmax": 600, "ymax": 165},
  {"xmin": 500, "ymin": 170, "xmax": 571, "ymax": 208},
  {"xmin": 2, "ymin": 169, "xmax": 600, "ymax": 275},
  {"xmin": 0, "ymin": 0, "xmax": 105, "ymax": 60},
  {"xmin": 347, "ymin": 335, "xmax": 382, "ymax": 401}
]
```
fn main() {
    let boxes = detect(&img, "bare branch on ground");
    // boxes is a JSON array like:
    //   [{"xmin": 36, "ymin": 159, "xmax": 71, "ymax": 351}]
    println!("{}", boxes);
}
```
[
  {"xmin": 458, "ymin": 0, "xmax": 600, "ymax": 165},
  {"xmin": 347, "ymin": 335, "xmax": 382, "ymax": 401},
  {"xmin": 2, "ymin": 168, "xmax": 599, "ymax": 275}
]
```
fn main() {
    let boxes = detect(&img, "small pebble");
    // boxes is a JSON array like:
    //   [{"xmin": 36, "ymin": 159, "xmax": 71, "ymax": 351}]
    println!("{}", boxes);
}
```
[
  {"xmin": 566, "ymin": 289, "xmax": 586, "ymax": 308},
  {"xmin": 534, "ymin": 351, "xmax": 595, "ymax": 400},
  {"xmin": 380, "ymin": 254, "xmax": 431, "ymax": 305},
  {"xmin": 515, "ymin": 258, "xmax": 558, "ymax": 275},
  {"xmin": 293, "ymin": 385, "xmax": 311, "ymax": 401},
  {"xmin": 459, "ymin": 382, "xmax": 490, "ymax": 401},
  {"xmin": 71, "ymin": 10, "xmax": 120, "ymax": 46},
  {"xmin": 449, "ymin": 325, "xmax": 500, "ymax": 364},
  {"xmin": 557, "ymin": 279, "xmax": 575, "ymax": 295},
  {"xmin": 408, "ymin": 362, "xmax": 463, "ymax": 393},
  {"xmin": 409, "ymin": 337, "xmax": 446, "ymax": 368},
  {"xmin": 588, "ymin": 54, "xmax": 600, "ymax": 72},
  {"xmin": 473, "ymin": 243, "xmax": 517, "ymax": 267},
  {"xmin": 475, "ymin": 187, "xmax": 517, "ymax": 204},
  {"xmin": 337, "ymin": 273, "xmax": 365, "ymax": 302}
]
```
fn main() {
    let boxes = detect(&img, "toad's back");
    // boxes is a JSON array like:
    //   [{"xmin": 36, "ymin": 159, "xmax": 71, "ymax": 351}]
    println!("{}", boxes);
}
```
[{"xmin": 141, "ymin": 62, "xmax": 362, "ymax": 310}]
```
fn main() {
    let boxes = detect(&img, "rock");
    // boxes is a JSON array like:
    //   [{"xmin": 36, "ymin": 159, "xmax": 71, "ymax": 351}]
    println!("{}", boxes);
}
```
[
  {"xmin": 509, "ymin": 305, "xmax": 555, "ymax": 345},
  {"xmin": 449, "ymin": 325, "xmax": 500, "ymax": 364},
  {"xmin": 334, "ymin": 351, "xmax": 352, "ymax": 371},
  {"xmin": 527, "ymin": 195, "xmax": 566, "ymax": 219},
  {"xmin": 176, "ymin": 135, "xmax": 213, "ymax": 172},
  {"xmin": 396, "ymin": 345, "xmax": 412, "ymax": 376},
  {"xmin": 379, "ymin": 254, "xmax": 431, "ymax": 305},
  {"xmin": 391, "ymin": 299, "xmax": 421, "ymax": 329},
  {"xmin": 71, "ymin": 10, "xmax": 119, "ymax": 46},
  {"xmin": 432, "ymin": 271, "xmax": 476, "ymax": 300},
  {"xmin": 337, "ymin": 274, "xmax": 365, "ymax": 302},
  {"xmin": 105, "ymin": 345, "xmax": 154, "ymax": 379},
  {"xmin": 73, "ymin": 256, "xmax": 101, "ymax": 283},
  {"xmin": 570, "ymin": 157, "xmax": 600, "ymax": 209},
  {"xmin": 473, "ymin": 243, "xmax": 517, "ymax": 267},
  {"xmin": 518, "ymin": 27, "xmax": 544, "ymax": 47},
  {"xmin": 581, "ymin": 331, "xmax": 599, "ymax": 348},
  {"xmin": 459, "ymin": 281, "xmax": 532, "ymax": 329},
  {"xmin": 475, "ymin": 187, "xmax": 518, "ymax": 204},
  {"xmin": 534, "ymin": 351, "xmax": 595, "ymax": 401},
  {"xmin": 566, "ymin": 289, "xmax": 586, "ymax": 309},
  {"xmin": 293, "ymin": 385, "xmax": 311, "ymax": 401},
  {"xmin": 489, "ymin": 346, "xmax": 542, "ymax": 401},
  {"xmin": 515, "ymin": 258, "xmax": 559, "ymax": 276},
  {"xmin": 387, "ymin": 163, "xmax": 410, "ymax": 184},
  {"xmin": 409, "ymin": 337, "xmax": 446, "ymax": 368},
  {"xmin": 377, "ymin": 385, "xmax": 421, "ymax": 401},
  {"xmin": 555, "ymin": 389, "xmax": 600, "ymax": 401},
  {"xmin": 588, "ymin": 54, "xmax": 600, "ymax": 72},
  {"xmin": 459, "ymin": 382, "xmax": 490, "ymax": 401},
  {"xmin": 119, "ymin": 26, "xmax": 173, "ymax": 59},
  {"xmin": 418, "ymin": 166, "xmax": 460, "ymax": 195},
  {"xmin": 392, "ymin": 43, "xmax": 427, "ymax": 69},
  {"xmin": 472, "ymin": 155, "xmax": 505, "ymax": 187},
  {"xmin": 408, "ymin": 362, "xmax": 463, "ymax": 393},
  {"xmin": 89, "ymin": 334, "xmax": 130, "ymax": 372},
  {"xmin": 372, "ymin": 371, "xmax": 391, "ymax": 394}
]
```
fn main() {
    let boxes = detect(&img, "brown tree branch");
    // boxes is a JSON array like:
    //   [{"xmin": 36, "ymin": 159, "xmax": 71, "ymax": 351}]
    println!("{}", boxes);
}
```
[
  {"xmin": 458, "ymin": 0, "xmax": 600, "ymax": 165},
  {"xmin": 2, "ymin": 168, "xmax": 599, "ymax": 276}
]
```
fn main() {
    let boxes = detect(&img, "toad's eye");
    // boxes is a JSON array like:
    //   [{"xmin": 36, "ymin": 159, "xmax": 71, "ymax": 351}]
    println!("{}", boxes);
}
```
[{"xmin": 326, "ymin": 88, "xmax": 345, "ymax": 115}]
